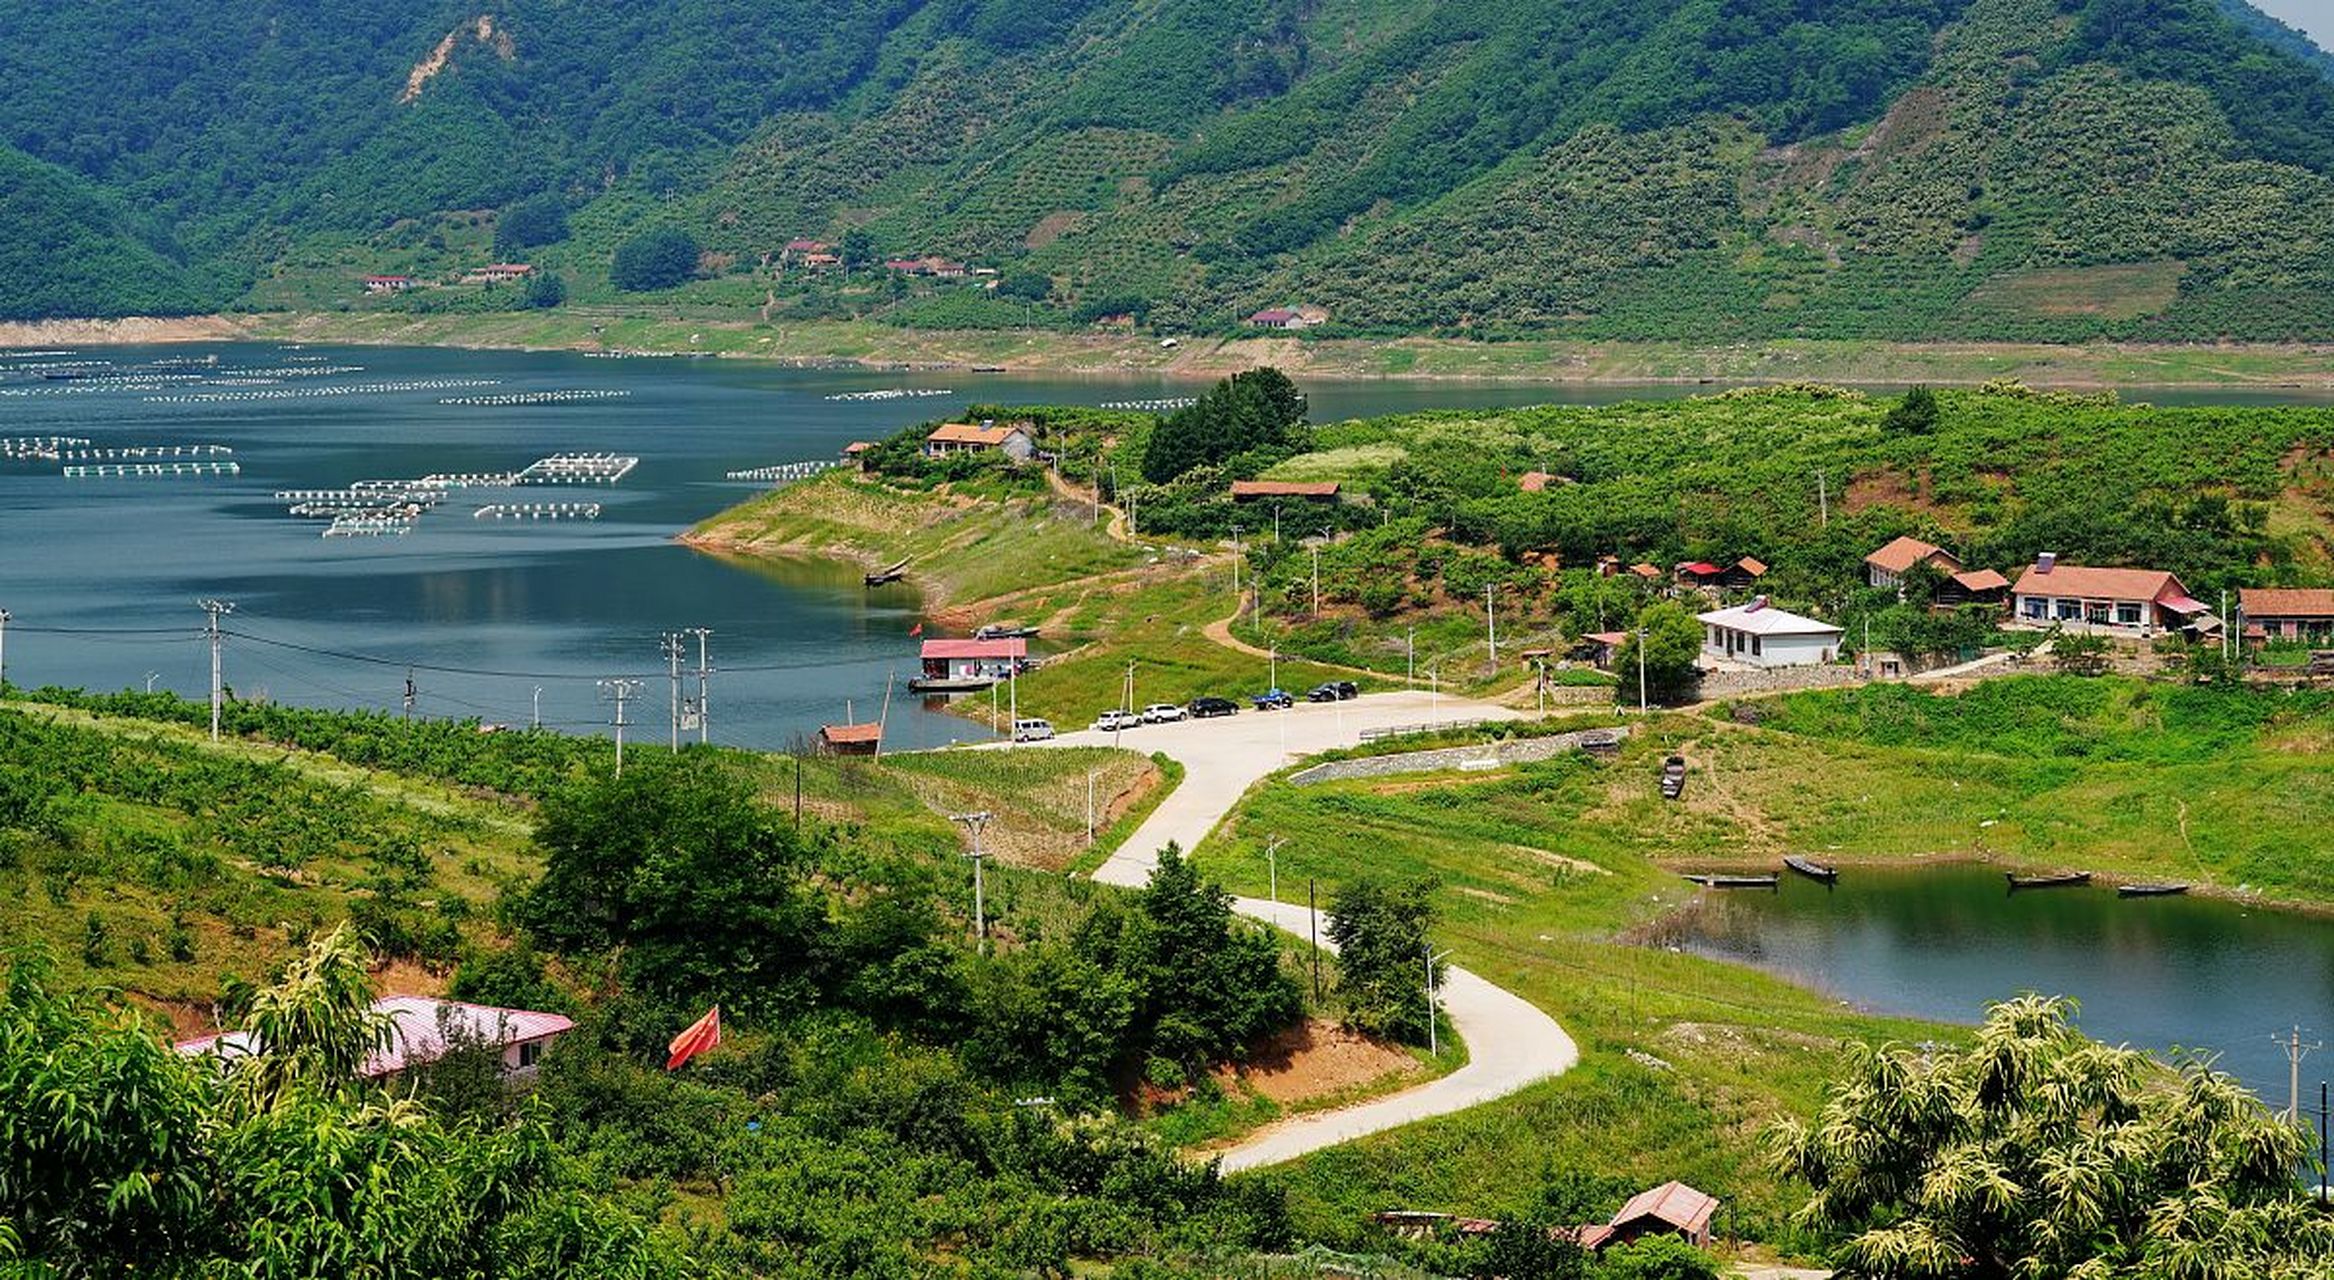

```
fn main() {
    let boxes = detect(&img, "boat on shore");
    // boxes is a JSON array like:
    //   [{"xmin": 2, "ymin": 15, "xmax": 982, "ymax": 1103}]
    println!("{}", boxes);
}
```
[
  {"xmin": 865, "ymin": 556, "xmax": 911, "ymax": 586},
  {"xmin": 975, "ymin": 623, "xmax": 1039, "ymax": 640},
  {"xmin": 1783, "ymin": 855, "xmax": 1838, "ymax": 884},
  {"xmin": 2118, "ymin": 882, "xmax": 2191, "ymax": 898},
  {"xmin": 2006, "ymin": 871, "xmax": 2092, "ymax": 890},
  {"xmin": 1685, "ymin": 873, "xmax": 1780, "ymax": 890}
]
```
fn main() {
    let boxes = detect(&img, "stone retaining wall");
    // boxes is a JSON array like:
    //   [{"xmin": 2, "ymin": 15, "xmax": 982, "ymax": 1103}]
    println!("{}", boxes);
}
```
[
  {"xmin": 1290, "ymin": 725, "xmax": 1634, "ymax": 786},
  {"xmin": 1693, "ymin": 664, "xmax": 1865, "ymax": 699}
]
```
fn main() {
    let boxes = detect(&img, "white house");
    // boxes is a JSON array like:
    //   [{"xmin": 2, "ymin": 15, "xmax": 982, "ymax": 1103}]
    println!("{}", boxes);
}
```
[{"xmin": 1698, "ymin": 598, "xmax": 1843, "ymax": 668}]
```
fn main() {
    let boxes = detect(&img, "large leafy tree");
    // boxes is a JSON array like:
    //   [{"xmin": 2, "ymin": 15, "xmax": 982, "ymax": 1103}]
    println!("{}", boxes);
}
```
[
  {"xmin": 608, "ymin": 226, "xmax": 700, "ymax": 292},
  {"xmin": 1613, "ymin": 600, "xmax": 1705, "ymax": 706},
  {"xmin": 1140, "ymin": 367, "xmax": 1310, "ymax": 483},
  {"xmin": 1086, "ymin": 843, "xmax": 1303, "ymax": 1065},
  {"xmin": 1326, "ymin": 873, "xmax": 1440, "ymax": 1043},
  {"xmin": 1771, "ymin": 995, "xmax": 2334, "ymax": 1278}
]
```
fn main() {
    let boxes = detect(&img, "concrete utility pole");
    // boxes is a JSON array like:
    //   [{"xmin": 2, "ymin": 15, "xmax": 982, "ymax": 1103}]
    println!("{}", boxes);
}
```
[
  {"xmin": 1815, "ymin": 470, "xmax": 1829, "ymax": 527},
  {"xmin": 198, "ymin": 599, "xmax": 235, "ymax": 741},
  {"xmin": 1231, "ymin": 525, "xmax": 1242, "ymax": 596},
  {"xmin": 402, "ymin": 668, "xmax": 416, "ymax": 720},
  {"xmin": 950, "ymin": 811, "xmax": 993, "ymax": 954},
  {"xmin": 2276, "ymin": 1026, "xmax": 2322, "ymax": 1122},
  {"xmin": 1424, "ymin": 945, "xmax": 1452, "ymax": 1056},
  {"xmin": 145, "ymin": 672, "xmax": 161, "ymax": 695},
  {"xmin": 688, "ymin": 627, "xmax": 713, "ymax": 744},
  {"xmin": 1264, "ymin": 835, "xmax": 1286, "ymax": 905},
  {"xmin": 598, "ymin": 678, "xmax": 641, "ymax": 777},
  {"xmin": 1310, "ymin": 540, "xmax": 1321, "ymax": 616},
  {"xmin": 1485, "ymin": 583, "xmax": 1498, "ymax": 667},
  {"xmin": 531, "ymin": 685, "xmax": 542, "ymax": 730},
  {"xmin": 0, "ymin": 606, "xmax": 10, "ymax": 692},
  {"xmin": 1086, "ymin": 769, "xmax": 1098, "ymax": 847},
  {"xmin": 1638, "ymin": 627, "xmax": 1650, "ymax": 714},
  {"xmin": 661, "ymin": 632, "xmax": 685, "ymax": 751}
]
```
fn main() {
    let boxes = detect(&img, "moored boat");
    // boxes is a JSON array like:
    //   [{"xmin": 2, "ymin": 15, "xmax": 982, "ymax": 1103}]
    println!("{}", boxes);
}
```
[
  {"xmin": 2117, "ymin": 882, "xmax": 2190, "ymax": 897},
  {"xmin": 1784, "ymin": 855, "xmax": 1838, "ymax": 884},
  {"xmin": 2006, "ymin": 871, "xmax": 2092, "ymax": 890},
  {"xmin": 865, "ymin": 556, "xmax": 911, "ymax": 586},
  {"xmin": 1685, "ymin": 873, "xmax": 1780, "ymax": 890}
]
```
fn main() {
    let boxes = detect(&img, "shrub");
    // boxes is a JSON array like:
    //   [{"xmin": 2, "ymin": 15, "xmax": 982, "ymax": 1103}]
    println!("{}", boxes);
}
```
[{"xmin": 609, "ymin": 227, "xmax": 700, "ymax": 292}]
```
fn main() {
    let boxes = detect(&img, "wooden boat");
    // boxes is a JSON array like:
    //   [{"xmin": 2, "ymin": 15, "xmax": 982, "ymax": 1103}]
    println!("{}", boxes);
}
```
[
  {"xmin": 2005, "ymin": 871, "xmax": 2092, "ymax": 890},
  {"xmin": 1685, "ymin": 873, "xmax": 1780, "ymax": 890},
  {"xmin": 864, "ymin": 557, "xmax": 911, "ymax": 586},
  {"xmin": 975, "ymin": 623, "xmax": 1039, "ymax": 640},
  {"xmin": 2117, "ymin": 882, "xmax": 2190, "ymax": 898},
  {"xmin": 1783, "ymin": 855, "xmax": 1839, "ymax": 884},
  {"xmin": 1659, "ymin": 755, "xmax": 1687, "ymax": 801}
]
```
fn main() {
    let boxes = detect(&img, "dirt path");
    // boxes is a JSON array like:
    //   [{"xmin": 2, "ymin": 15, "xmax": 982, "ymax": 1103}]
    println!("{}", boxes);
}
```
[{"xmin": 1010, "ymin": 691, "xmax": 1581, "ymax": 1170}]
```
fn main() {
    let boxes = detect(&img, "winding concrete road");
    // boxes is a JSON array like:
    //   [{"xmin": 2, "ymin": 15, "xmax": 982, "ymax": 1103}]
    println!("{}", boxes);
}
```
[{"xmin": 1030, "ymin": 690, "xmax": 1581, "ymax": 1170}]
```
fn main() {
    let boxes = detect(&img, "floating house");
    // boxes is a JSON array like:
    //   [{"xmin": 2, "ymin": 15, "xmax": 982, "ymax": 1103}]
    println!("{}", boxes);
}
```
[
  {"xmin": 912, "ymin": 637, "xmax": 1026, "ymax": 692},
  {"xmin": 177, "ymin": 995, "xmax": 572, "ymax": 1082},
  {"xmin": 1699, "ymin": 597, "xmax": 1843, "ymax": 667}
]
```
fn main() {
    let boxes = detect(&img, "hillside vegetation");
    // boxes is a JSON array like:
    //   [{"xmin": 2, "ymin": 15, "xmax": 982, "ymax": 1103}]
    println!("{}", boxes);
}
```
[{"xmin": 2, "ymin": 0, "xmax": 2332, "ymax": 342}]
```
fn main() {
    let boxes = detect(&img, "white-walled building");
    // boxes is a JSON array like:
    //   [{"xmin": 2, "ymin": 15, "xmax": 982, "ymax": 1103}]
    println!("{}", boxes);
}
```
[{"xmin": 1698, "ymin": 599, "xmax": 1843, "ymax": 668}]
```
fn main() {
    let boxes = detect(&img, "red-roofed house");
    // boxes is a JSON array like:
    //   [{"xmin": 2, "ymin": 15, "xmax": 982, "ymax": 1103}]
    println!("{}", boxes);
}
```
[
  {"xmin": 2238, "ymin": 587, "xmax": 2334, "ymax": 643},
  {"xmin": 177, "ymin": 995, "xmax": 572, "ymax": 1082},
  {"xmin": 1674, "ymin": 561, "xmax": 1724, "ymax": 589},
  {"xmin": 1575, "ymin": 1181, "xmax": 1719, "ymax": 1251},
  {"xmin": 925, "ymin": 421, "xmax": 1036, "ymax": 462},
  {"xmin": 1865, "ymin": 535, "xmax": 1963, "ymax": 588},
  {"xmin": 818, "ymin": 721, "xmax": 883, "ymax": 755},
  {"xmin": 1229, "ymin": 480, "xmax": 1340, "ymax": 502},
  {"xmin": 2011, "ymin": 555, "xmax": 2210, "ymax": 635},
  {"xmin": 913, "ymin": 637, "xmax": 1027, "ymax": 691}
]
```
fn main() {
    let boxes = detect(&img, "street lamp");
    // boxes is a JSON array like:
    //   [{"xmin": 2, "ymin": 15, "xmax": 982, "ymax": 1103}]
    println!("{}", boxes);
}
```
[
  {"xmin": 1424, "ymin": 945, "xmax": 1452, "ymax": 1056},
  {"xmin": 1263, "ymin": 835, "xmax": 1285, "ymax": 905}
]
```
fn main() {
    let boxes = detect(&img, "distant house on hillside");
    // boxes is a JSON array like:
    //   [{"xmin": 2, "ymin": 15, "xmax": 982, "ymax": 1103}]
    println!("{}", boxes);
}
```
[
  {"xmin": 1674, "ymin": 561, "xmax": 1724, "ymax": 590},
  {"xmin": 842, "ymin": 440, "xmax": 878, "ymax": 470},
  {"xmin": 178, "ymin": 996, "xmax": 572, "ymax": 1082},
  {"xmin": 1699, "ymin": 598, "xmax": 1842, "ymax": 668},
  {"xmin": 1247, "ymin": 306, "xmax": 1326, "ymax": 329},
  {"xmin": 361, "ymin": 274, "xmax": 414, "ymax": 294},
  {"xmin": 1229, "ymin": 480, "xmax": 1340, "ymax": 502},
  {"xmin": 2011, "ymin": 555, "xmax": 2212, "ymax": 636},
  {"xmin": 1627, "ymin": 561, "xmax": 1664, "ymax": 582},
  {"xmin": 924, "ymin": 421, "xmax": 1036, "ymax": 462},
  {"xmin": 464, "ymin": 263, "xmax": 533, "ymax": 284},
  {"xmin": 1518, "ymin": 470, "xmax": 1563, "ymax": 492},
  {"xmin": 886, "ymin": 256, "xmax": 967, "ymax": 278},
  {"xmin": 1865, "ymin": 534, "xmax": 1964, "ymax": 589},
  {"xmin": 2237, "ymin": 587, "xmax": 2334, "ymax": 643},
  {"xmin": 1939, "ymin": 568, "xmax": 2011, "ymax": 608},
  {"xmin": 1575, "ymin": 1181, "xmax": 1719, "ymax": 1251},
  {"xmin": 1720, "ymin": 557, "xmax": 1768, "ymax": 590}
]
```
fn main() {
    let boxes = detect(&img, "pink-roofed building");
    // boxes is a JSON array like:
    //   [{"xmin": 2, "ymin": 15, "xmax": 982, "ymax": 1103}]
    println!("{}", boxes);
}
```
[
  {"xmin": 914, "ymin": 636, "xmax": 1027, "ymax": 690},
  {"xmin": 176, "ymin": 995, "xmax": 573, "ymax": 1082},
  {"xmin": 1575, "ymin": 1181, "xmax": 1719, "ymax": 1251},
  {"xmin": 2010, "ymin": 555, "xmax": 2212, "ymax": 636}
]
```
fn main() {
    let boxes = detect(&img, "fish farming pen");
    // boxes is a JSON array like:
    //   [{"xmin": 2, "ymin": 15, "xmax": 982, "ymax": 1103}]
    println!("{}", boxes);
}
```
[
  {"xmin": 726, "ymin": 459, "xmax": 838, "ymax": 484},
  {"xmin": 516, "ymin": 453, "xmax": 639, "ymax": 484},
  {"xmin": 439, "ymin": 389, "xmax": 631, "ymax": 406},
  {"xmin": 62, "ymin": 461, "xmax": 241, "ymax": 478},
  {"xmin": 474, "ymin": 502, "xmax": 603, "ymax": 520},
  {"xmin": 1098, "ymin": 397, "xmax": 1198, "ymax": 411},
  {"xmin": 322, "ymin": 514, "xmax": 415, "ymax": 537},
  {"xmin": 55, "ymin": 444, "xmax": 234, "ymax": 461},
  {"xmin": 0, "ymin": 436, "xmax": 92, "ymax": 458},
  {"xmin": 143, "ymin": 378, "xmax": 501, "ymax": 404},
  {"xmin": 414, "ymin": 472, "xmax": 522, "ymax": 489},
  {"xmin": 824, "ymin": 388, "xmax": 953, "ymax": 402}
]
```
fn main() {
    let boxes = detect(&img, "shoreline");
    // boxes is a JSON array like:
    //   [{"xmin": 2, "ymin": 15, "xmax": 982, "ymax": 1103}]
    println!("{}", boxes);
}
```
[{"xmin": 9, "ymin": 311, "xmax": 2334, "ymax": 391}]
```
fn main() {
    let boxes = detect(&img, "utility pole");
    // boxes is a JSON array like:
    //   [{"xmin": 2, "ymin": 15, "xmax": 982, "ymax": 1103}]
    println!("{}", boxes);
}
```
[
  {"xmin": 1086, "ymin": 769, "xmax": 1098, "ymax": 847},
  {"xmin": 531, "ymin": 685, "xmax": 542, "ymax": 730},
  {"xmin": 1231, "ymin": 525, "xmax": 1242, "ymax": 596},
  {"xmin": 597, "ymin": 678, "xmax": 640, "ymax": 776},
  {"xmin": 1273, "ymin": 503, "xmax": 1283, "ymax": 544},
  {"xmin": 198, "ymin": 599, "xmax": 234, "ymax": 741},
  {"xmin": 1638, "ymin": 627, "xmax": 1650, "ymax": 714},
  {"xmin": 1815, "ymin": 470, "xmax": 1829, "ymax": 527},
  {"xmin": 402, "ymin": 668, "xmax": 416, "ymax": 720},
  {"xmin": 1264, "ymin": 835, "xmax": 1285, "ymax": 905},
  {"xmin": 661, "ymin": 632, "xmax": 684, "ymax": 752},
  {"xmin": 1485, "ymin": 583, "xmax": 1498, "ymax": 667},
  {"xmin": 1310, "ymin": 540, "xmax": 1321, "ymax": 616},
  {"xmin": 0, "ymin": 606, "xmax": 10, "ymax": 692},
  {"xmin": 950, "ymin": 811, "xmax": 993, "ymax": 954},
  {"xmin": 688, "ymin": 627, "xmax": 713, "ymax": 744},
  {"xmin": 145, "ymin": 672, "xmax": 160, "ymax": 695},
  {"xmin": 1424, "ymin": 945, "xmax": 1452, "ymax": 1056},
  {"xmin": 1269, "ymin": 644, "xmax": 1278, "ymax": 695},
  {"xmin": 1308, "ymin": 878, "xmax": 1322, "ymax": 1001},
  {"xmin": 2275, "ymin": 1026, "xmax": 2322, "ymax": 1122}
]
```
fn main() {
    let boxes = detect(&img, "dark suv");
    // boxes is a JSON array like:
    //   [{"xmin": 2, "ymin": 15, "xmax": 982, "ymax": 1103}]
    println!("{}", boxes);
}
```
[{"xmin": 1187, "ymin": 696, "xmax": 1240, "ymax": 718}]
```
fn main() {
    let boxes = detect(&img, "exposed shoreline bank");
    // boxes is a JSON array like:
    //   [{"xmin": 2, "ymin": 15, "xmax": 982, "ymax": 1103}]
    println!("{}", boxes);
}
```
[{"xmin": 10, "ymin": 311, "xmax": 2334, "ymax": 391}]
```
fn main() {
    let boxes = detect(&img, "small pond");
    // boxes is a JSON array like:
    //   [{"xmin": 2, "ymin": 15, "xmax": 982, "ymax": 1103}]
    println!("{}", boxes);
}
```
[{"xmin": 1652, "ymin": 862, "xmax": 2334, "ymax": 1103}]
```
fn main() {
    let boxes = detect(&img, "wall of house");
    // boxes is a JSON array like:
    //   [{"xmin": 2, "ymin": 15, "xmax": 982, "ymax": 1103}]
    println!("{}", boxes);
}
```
[
  {"xmin": 1704, "ymin": 627, "xmax": 1839, "ymax": 668},
  {"xmin": 2012, "ymin": 594, "xmax": 2160, "ymax": 633}
]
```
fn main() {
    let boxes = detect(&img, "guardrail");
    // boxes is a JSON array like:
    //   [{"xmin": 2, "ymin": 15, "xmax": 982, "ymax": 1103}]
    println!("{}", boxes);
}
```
[{"xmin": 1357, "ymin": 718, "xmax": 1487, "ymax": 742}]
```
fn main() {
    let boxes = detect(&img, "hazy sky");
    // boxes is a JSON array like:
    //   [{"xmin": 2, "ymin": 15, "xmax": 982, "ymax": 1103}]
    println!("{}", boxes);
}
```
[{"xmin": 2250, "ymin": 0, "xmax": 2334, "ymax": 50}]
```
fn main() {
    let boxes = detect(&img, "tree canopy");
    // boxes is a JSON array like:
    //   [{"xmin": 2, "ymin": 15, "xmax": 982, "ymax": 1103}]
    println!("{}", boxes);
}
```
[
  {"xmin": 1326, "ymin": 873, "xmax": 1440, "ymax": 1043},
  {"xmin": 609, "ymin": 227, "xmax": 700, "ymax": 292},
  {"xmin": 1140, "ymin": 367, "xmax": 1311, "ymax": 483}
]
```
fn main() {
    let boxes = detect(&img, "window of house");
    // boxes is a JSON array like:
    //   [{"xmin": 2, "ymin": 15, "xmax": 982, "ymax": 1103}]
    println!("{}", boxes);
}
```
[
  {"xmin": 2023, "ymin": 598, "xmax": 2047, "ymax": 619},
  {"xmin": 517, "ymin": 1040, "xmax": 542, "ymax": 1069},
  {"xmin": 2086, "ymin": 602, "xmax": 2112, "ymax": 624},
  {"xmin": 1752, "ymin": 636, "xmax": 1762, "ymax": 657},
  {"xmin": 2115, "ymin": 602, "xmax": 2142, "ymax": 626},
  {"xmin": 2055, "ymin": 600, "xmax": 2083, "ymax": 621}
]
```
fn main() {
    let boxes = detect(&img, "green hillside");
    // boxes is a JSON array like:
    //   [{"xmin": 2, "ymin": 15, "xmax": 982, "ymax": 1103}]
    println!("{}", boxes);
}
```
[{"xmin": 1, "ymin": 0, "xmax": 2331, "ymax": 339}]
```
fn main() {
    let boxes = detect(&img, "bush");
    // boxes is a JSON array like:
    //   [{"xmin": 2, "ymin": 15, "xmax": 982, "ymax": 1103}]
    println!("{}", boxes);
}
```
[
  {"xmin": 492, "ymin": 194, "xmax": 570, "ymax": 259},
  {"xmin": 609, "ymin": 227, "xmax": 700, "ymax": 292},
  {"xmin": 522, "ymin": 270, "xmax": 567, "ymax": 309}
]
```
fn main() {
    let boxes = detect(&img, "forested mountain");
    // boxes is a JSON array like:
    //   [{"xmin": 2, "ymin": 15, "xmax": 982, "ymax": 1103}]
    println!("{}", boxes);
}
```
[{"xmin": 1, "ymin": 0, "xmax": 2330, "ymax": 340}]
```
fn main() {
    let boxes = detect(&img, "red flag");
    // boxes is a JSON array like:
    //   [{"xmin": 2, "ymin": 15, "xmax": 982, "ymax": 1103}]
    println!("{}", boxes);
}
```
[
  {"xmin": 665, "ymin": 1005, "xmax": 720, "ymax": 1071},
  {"xmin": 908, "ymin": 622, "xmax": 924, "ymax": 638}
]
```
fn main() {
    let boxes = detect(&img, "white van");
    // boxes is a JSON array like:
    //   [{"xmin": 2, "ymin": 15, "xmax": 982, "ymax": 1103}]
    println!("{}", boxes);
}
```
[{"xmin": 1011, "ymin": 718, "xmax": 1056, "ymax": 742}]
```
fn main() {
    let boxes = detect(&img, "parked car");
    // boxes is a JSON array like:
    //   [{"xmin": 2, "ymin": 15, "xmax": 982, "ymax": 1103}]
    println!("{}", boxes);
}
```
[
  {"xmin": 1091, "ymin": 709, "xmax": 1141, "ymax": 732},
  {"xmin": 1305, "ymin": 683, "xmax": 1343, "ymax": 703},
  {"xmin": 1141, "ymin": 703, "xmax": 1188, "ymax": 723},
  {"xmin": 1011, "ymin": 718, "xmax": 1055, "ymax": 742},
  {"xmin": 1187, "ymin": 696, "xmax": 1239, "ymax": 718},
  {"xmin": 1251, "ymin": 688, "xmax": 1293, "ymax": 710},
  {"xmin": 1332, "ymin": 680, "xmax": 1360, "ymax": 700}
]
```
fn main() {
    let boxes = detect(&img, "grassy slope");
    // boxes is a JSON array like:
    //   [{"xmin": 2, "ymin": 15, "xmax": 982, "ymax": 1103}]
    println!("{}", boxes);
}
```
[{"xmin": 1186, "ymin": 674, "xmax": 2334, "ymax": 1244}]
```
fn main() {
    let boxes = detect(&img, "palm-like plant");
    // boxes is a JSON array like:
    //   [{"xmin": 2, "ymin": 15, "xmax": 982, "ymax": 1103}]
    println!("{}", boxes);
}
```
[{"xmin": 1771, "ymin": 996, "xmax": 2333, "ymax": 1278}]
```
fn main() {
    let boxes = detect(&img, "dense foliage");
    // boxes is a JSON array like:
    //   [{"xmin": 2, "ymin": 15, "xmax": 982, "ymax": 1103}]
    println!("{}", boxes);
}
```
[
  {"xmin": 1772, "ymin": 995, "xmax": 2334, "ymax": 1277},
  {"xmin": 1141, "ymin": 367, "xmax": 1311, "ymax": 483},
  {"xmin": 1326, "ymin": 874, "xmax": 1442, "ymax": 1043},
  {"xmin": 2, "ymin": 0, "xmax": 2330, "ymax": 336}
]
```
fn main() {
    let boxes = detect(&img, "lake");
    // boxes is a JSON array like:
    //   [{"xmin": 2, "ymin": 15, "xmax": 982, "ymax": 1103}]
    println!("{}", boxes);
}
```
[
  {"xmin": 1654, "ymin": 863, "xmax": 2334, "ymax": 1103},
  {"xmin": 0, "ymin": 342, "xmax": 1721, "ymax": 751}
]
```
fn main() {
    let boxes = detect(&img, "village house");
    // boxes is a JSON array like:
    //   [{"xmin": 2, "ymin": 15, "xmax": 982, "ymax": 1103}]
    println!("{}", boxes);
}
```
[
  {"xmin": 1674, "ymin": 561, "xmax": 1724, "ymax": 590},
  {"xmin": 782, "ymin": 237, "xmax": 834, "ymax": 262},
  {"xmin": 1938, "ymin": 568, "xmax": 2012, "ymax": 608},
  {"xmin": 1627, "ymin": 561, "xmax": 1664, "ymax": 583},
  {"xmin": 841, "ymin": 440, "xmax": 878, "ymax": 470},
  {"xmin": 2010, "ymin": 555, "xmax": 2212, "ymax": 636},
  {"xmin": 1864, "ymin": 534, "xmax": 1963, "ymax": 589},
  {"xmin": 463, "ymin": 263, "xmax": 533, "ymax": 284},
  {"xmin": 1699, "ymin": 597, "xmax": 1843, "ymax": 668},
  {"xmin": 361, "ymin": 274, "xmax": 415, "ymax": 293},
  {"xmin": 817, "ymin": 721, "xmax": 882, "ymax": 756},
  {"xmin": 886, "ymin": 256, "xmax": 968, "ymax": 278},
  {"xmin": 924, "ymin": 421, "xmax": 1036, "ymax": 462},
  {"xmin": 2237, "ymin": 587, "xmax": 2334, "ymax": 644},
  {"xmin": 913, "ymin": 637, "xmax": 1025, "ymax": 690},
  {"xmin": 1575, "ymin": 630, "xmax": 1629, "ymax": 670},
  {"xmin": 1575, "ymin": 1181, "xmax": 1719, "ymax": 1251},
  {"xmin": 1229, "ymin": 480, "xmax": 1340, "ymax": 503},
  {"xmin": 1719, "ymin": 557, "xmax": 1768, "ymax": 591},
  {"xmin": 177, "ymin": 995, "xmax": 573, "ymax": 1082}
]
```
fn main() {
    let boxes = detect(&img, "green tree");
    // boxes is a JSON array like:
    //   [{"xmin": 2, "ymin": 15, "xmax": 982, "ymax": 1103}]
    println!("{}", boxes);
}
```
[
  {"xmin": 1140, "ymin": 367, "xmax": 1310, "ymax": 483},
  {"xmin": 1593, "ymin": 1235, "xmax": 1719, "ymax": 1280},
  {"xmin": 226, "ymin": 923, "xmax": 394, "ymax": 1107},
  {"xmin": 2052, "ymin": 631, "xmax": 2113, "ymax": 677},
  {"xmin": 522, "ymin": 269, "xmax": 567, "ymax": 309},
  {"xmin": 1770, "ymin": 995, "xmax": 2333, "ymax": 1278},
  {"xmin": 492, "ymin": 194, "xmax": 570, "ymax": 260},
  {"xmin": 609, "ymin": 227, "xmax": 699, "ymax": 292},
  {"xmin": 997, "ymin": 269, "xmax": 1052, "ymax": 301},
  {"xmin": 1613, "ymin": 601, "xmax": 1704, "ymax": 706},
  {"xmin": 1102, "ymin": 843, "xmax": 1302, "ymax": 1065},
  {"xmin": 839, "ymin": 226, "xmax": 879, "ymax": 271},
  {"xmin": 1881, "ymin": 385, "xmax": 1940, "ymax": 435},
  {"xmin": 523, "ymin": 762, "xmax": 828, "ymax": 1021},
  {"xmin": 1326, "ymin": 874, "xmax": 1440, "ymax": 1043}
]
